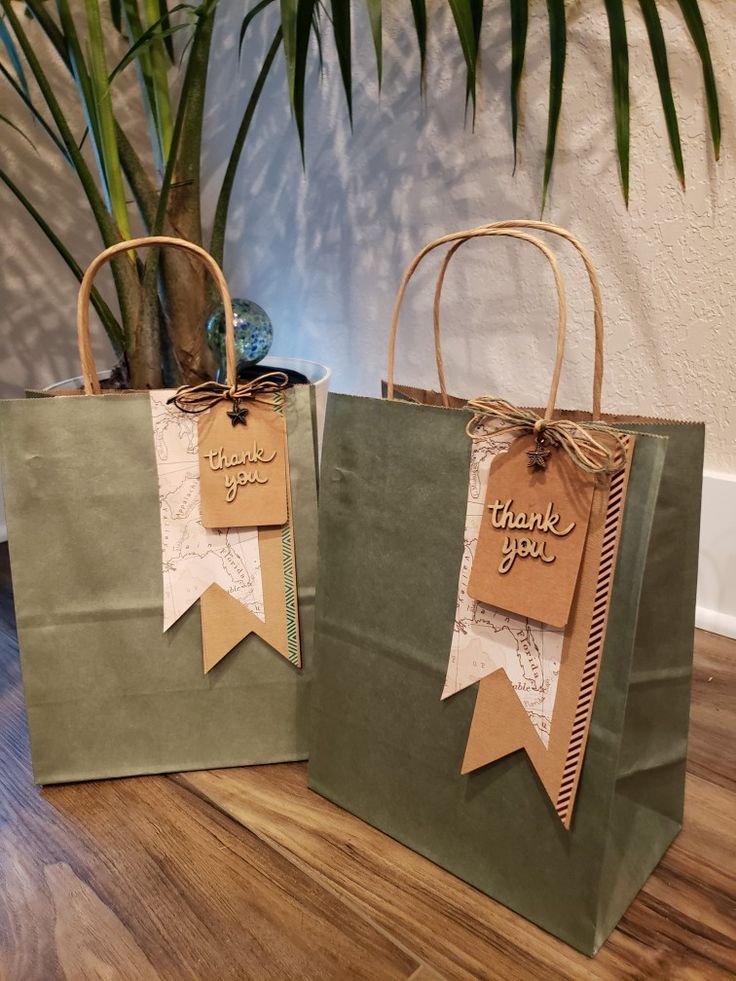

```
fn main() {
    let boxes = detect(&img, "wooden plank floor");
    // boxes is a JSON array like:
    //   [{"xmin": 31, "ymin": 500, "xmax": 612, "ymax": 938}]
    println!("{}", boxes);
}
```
[{"xmin": 0, "ymin": 544, "xmax": 733, "ymax": 980}]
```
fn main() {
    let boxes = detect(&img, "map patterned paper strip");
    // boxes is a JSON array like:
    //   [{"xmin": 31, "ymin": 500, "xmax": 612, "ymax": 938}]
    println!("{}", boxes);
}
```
[
  {"xmin": 149, "ymin": 391, "xmax": 264, "ymax": 632},
  {"xmin": 442, "ymin": 421, "xmax": 564, "ymax": 748}
]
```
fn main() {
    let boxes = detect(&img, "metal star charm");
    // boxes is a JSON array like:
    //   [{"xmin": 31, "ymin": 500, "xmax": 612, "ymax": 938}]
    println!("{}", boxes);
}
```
[
  {"xmin": 527, "ymin": 436, "xmax": 551, "ymax": 471},
  {"xmin": 226, "ymin": 401, "xmax": 249, "ymax": 426}
]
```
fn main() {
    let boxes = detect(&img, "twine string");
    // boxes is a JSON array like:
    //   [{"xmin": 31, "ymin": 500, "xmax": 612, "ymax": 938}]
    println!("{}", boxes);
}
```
[
  {"xmin": 167, "ymin": 371, "xmax": 289, "ymax": 414},
  {"xmin": 466, "ymin": 397, "xmax": 626, "ymax": 475}
]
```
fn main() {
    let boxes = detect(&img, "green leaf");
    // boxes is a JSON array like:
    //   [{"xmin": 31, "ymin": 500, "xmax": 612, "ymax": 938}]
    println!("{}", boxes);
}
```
[
  {"xmin": 280, "ymin": 0, "xmax": 317, "ymax": 158},
  {"xmin": 108, "ymin": 5, "xmax": 195, "ymax": 86},
  {"xmin": 1, "ymin": 0, "xmax": 141, "ymax": 346},
  {"xmin": 0, "ymin": 167, "xmax": 125, "ymax": 352},
  {"xmin": 675, "ymin": 0, "xmax": 720, "ymax": 159},
  {"xmin": 109, "ymin": 0, "xmax": 123, "ymax": 33},
  {"xmin": 542, "ymin": 0, "xmax": 566, "ymax": 213},
  {"xmin": 158, "ymin": 0, "xmax": 176, "ymax": 61},
  {"xmin": 468, "ymin": 0, "xmax": 483, "ymax": 114},
  {"xmin": 54, "ymin": 0, "xmax": 109, "ymax": 202},
  {"xmin": 603, "ymin": 0, "xmax": 629, "ymax": 205},
  {"xmin": 280, "ymin": 0, "xmax": 298, "ymax": 102},
  {"xmin": 239, "ymin": 0, "xmax": 276, "ymax": 59},
  {"xmin": 85, "ymin": 0, "xmax": 133, "ymax": 236},
  {"xmin": 639, "ymin": 0, "xmax": 685, "ymax": 188},
  {"xmin": 330, "ymin": 0, "xmax": 351, "ymax": 124},
  {"xmin": 448, "ymin": 0, "xmax": 481, "ymax": 112},
  {"xmin": 143, "ymin": 0, "xmax": 174, "ymax": 162},
  {"xmin": 23, "ymin": 0, "xmax": 70, "ymax": 67},
  {"xmin": 0, "ymin": 0, "xmax": 119, "ymax": 246},
  {"xmin": 312, "ymin": 3, "xmax": 324, "ymax": 73},
  {"xmin": 149, "ymin": 3, "xmax": 212, "ymax": 235},
  {"xmin": 121, "ymin": 0, "xmax": 165, "ymax": 171},
  {"xmin": 509, "ymin": 0, "xmax": 527, "ymax": 171},
  {"xmin": 0, "ymin": 62, "xmax": 72, "ymax": 162},
  {"xmin": 365, "ymin": 0, "xmax": 381, "ymax": 87},
  {"xmin": 0, "ymin": 111, "xmax": 38, "ymax": 151},
  {"xmin": 0, "ymin": 13, "xmax": 30, "ymax": 99},
  {"xmin": 211, "ymin": 27, "xmax": 282, "ymax": 265},
  {"xmin": 409, "ymin": 0, "xmax": 426, "ymax": 89}
]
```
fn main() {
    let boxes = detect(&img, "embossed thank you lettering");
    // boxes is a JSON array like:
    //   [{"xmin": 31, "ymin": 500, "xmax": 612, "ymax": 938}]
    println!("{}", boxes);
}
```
[
  {"xmin": 198, "ymin": 396, "xmax": 288, "ymax": 528},
  {"xmin": 468, "ymin": 435, "xmax": 595, "ymax": 628},
  {"xmin": 487, "ymin": 499, "xmax": 576, "ymax": 574},
  {"xmin": 203, "ymin": 442, "xmax": 278, "ymax": 503}
]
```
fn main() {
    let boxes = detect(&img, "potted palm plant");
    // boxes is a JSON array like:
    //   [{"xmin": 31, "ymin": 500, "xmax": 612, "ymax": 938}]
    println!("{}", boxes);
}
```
[{"xmin": 0, "ymin": 0, "xmax": 721, "ymax": 391}]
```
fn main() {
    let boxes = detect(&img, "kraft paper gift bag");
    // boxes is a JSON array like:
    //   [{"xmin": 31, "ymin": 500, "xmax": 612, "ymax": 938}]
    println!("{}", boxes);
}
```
[
  {"xmin": 309, "ymin": 221, "xmax": 704, "ymax": 956},
  {"xmin": 0, "ymin": 237, "xmax": 318, "ymax": 784}
]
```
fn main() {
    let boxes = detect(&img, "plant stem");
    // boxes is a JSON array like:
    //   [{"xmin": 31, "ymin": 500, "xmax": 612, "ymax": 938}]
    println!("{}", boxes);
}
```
[
  {"xmin": 85, "ymin": 0, "xmax": 133, "ymax": 238},
  {"xmin": 116, "ymin": 121, "xmax": 159, "ymax": 229},
  {"xmin": 144, "ymin": 0, "xmax": 174, "ymax": 161},
  {"xmin": 141, "ymin": 4, "xmax": 217, "ymax": 385}
]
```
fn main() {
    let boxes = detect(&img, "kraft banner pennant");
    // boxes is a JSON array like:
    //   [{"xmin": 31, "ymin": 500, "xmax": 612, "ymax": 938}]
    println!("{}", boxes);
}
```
[
  {"xmin": 149, "ymin": 390, "xmax": 301, "ymax": 673},
  {"xmin": 444, "ymin": 418, "xmax": 634, "ymax": 824}
]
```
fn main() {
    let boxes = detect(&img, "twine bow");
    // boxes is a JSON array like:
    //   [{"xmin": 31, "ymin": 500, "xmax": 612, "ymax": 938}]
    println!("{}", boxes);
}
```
[
  {"xmin": 167, "ymin": 371, "xmax": 290, "ymax": 415},
  {"xmin": 465, "ymin": 397, "xmax": 626, "ymax": 475}
]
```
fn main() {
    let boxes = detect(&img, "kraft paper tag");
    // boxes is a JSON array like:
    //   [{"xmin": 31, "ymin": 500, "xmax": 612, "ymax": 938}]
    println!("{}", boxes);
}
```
[
  {"xmin": 467, "ymin": 434, "xmax": 595, "ymax": 628},
  {"xmin": 198, "ymin": 395, "xmax": 288, "ymax": 528}
]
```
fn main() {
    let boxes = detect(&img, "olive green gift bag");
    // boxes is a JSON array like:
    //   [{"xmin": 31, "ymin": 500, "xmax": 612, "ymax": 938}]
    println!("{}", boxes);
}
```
[
  {"xmin": 309, "ymin": 222, "xmax": 704, "ymax": 956},
  {"xmin": 0, "ymin": 237, "xmax": 318, "ymax": 784}
]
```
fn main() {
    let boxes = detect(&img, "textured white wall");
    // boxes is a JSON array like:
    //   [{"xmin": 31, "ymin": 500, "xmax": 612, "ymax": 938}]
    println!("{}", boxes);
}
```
[{"xmin": 203, "ymin": 0, "xmax": 735, "ymax": 472}]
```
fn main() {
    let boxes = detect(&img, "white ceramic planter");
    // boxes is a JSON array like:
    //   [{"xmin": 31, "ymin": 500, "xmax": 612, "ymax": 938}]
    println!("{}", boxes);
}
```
[
  {"xmin": 267, "ymin": 356, "xmax": 331, "ymax": 456},
  {"xmin": 43, "ymin": 370, "xmax": 113, "ymax": 391}
]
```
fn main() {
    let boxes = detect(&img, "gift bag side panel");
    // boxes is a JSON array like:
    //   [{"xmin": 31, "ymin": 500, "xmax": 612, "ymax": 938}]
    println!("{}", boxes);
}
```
[
  {"xmin": 612, "ymin": 421, "xmax": 705, "ymax": 823},
  {"xmin": 0, "ymin": 392, "xmax": 314, "ymax": 782},
  {"xmin": 310, "ymin": 393, "xmax": 666, "ymax": 955},
  {"xmin": 593, "ymin": 421, "xmax": 705, "ymax": 951}
]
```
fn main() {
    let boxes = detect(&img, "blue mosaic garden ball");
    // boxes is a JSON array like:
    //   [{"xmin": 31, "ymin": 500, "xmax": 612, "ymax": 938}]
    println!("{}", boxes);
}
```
[{"xmin": 206, "ymin": 298, "xmax": 273, "ymax": 380}]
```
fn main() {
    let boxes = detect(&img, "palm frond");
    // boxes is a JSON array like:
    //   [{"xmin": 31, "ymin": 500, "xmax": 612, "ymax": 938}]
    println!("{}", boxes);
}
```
[
  {"xmin": 639, "ymin": 0, "xmax": 685, "ymax": 188},
  {"xmin": 108, "ymin": 4, "xmax": 196, "ymax": 85},
  {"xmin": 280, "ymin": 0, "xmax": 317, "ymax": 158},
  {"xmin": 0, "ymin": 13, "xmax": 30, "ymax": 98},
  {"xmin": 365, "ymin": 0, "xmax": 381, "ymax": 87},
  {"xmin": 676, "ymin": 0, "xmax": 720, "ymax": 158},
  {"xmin": 0, "ymin": 111, "xmax": 38, "ymax": 151},
  {"xmin": 85, "ymin": 0, "xmax": 133, "ymax": 237},
  {"xmin": 211, "ymin": 27, "xmax": 283, "ymax": 265},
  {"xmin": 409, "ymin": 0, "xmax": 427, "ymax": 90},
  {"xmin": 448, "ymin": 0, "xmax": 481, "ymax": 114},
  {"xmin": 542, "ymin": 0, "xmax": 566, "ymax": 212},
  {"xmin": 509, "ymin": 0, "xmax": 528, "ymax": 173},
  {"xmin": 239, "ymin": 0, "xmax": 276, "ymax": 59},
  {"xmin": 0, "ymin": 62, "xmax": 72, "ymax": 162},
  {"xmin": 604, "ymin": 0, "xmax": 629, "ymax": 204},
  {"xmin": 0, "ymin": 167, "xmax": 125, "ymax": 350},
  {"xmin": 330, "ymin": 0, "xmax": 352, "ymax": 123}
]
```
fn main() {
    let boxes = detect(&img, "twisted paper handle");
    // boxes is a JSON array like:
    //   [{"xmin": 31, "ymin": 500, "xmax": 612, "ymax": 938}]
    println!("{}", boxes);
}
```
[
  {"xmin": 466, "ymin": 397, "xmax": 626, "ymax": 475},
  {"xmin": 167, "ymin": 371, "xmax": 289, "ymax": 414},
  {"xmin": 77, "ymin": 236, "xmax": 234, "ymax": 395},
  {"xmin": 432, "ymin": 221, "xmax": 605, "ymax": 416}
]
